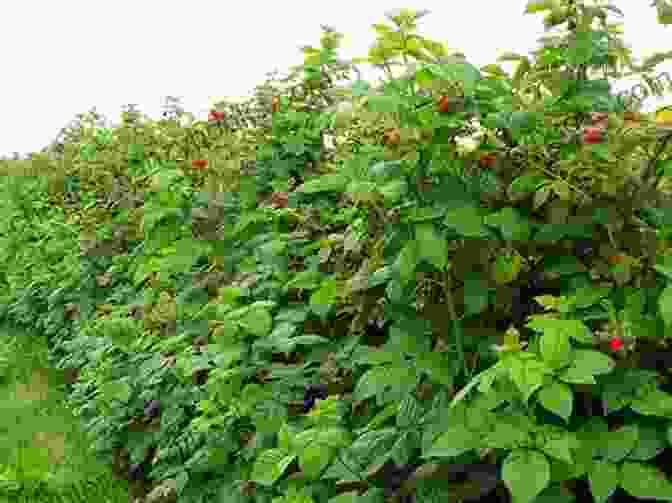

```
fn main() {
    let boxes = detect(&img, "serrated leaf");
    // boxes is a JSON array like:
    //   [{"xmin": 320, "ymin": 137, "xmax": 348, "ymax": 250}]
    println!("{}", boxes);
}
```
[
  {"xmin": 502, "ymin": 449, "xmax": 550, "ymax": 503},
  {"xmin": 397, "ymin": 395, "xmax": 422, "ymax": 428},
  {"xmin": 620, "ymin": 462, "xmax": 672, "ymax": 500},
  {"xmin": 353, "ymin": 366, "xmax": 395, "ymax": 402},
  {"xmin": 658, "ymin": 285, "xmax": 672, "ymax": 327},
  {"xmin": 539, "ymin": 328, "xmax": 572, "ymax": 369},
  {"xmin": 540, "ymin": 434, "xmax": 574, "ymax": 465},
  {"xmin": 589, "ymin": 460, "xmax": 620, "ymax": 503},
  {"xmin": 507, "ymin": 357, "xmax": 548, "ymax": 403},
  {"xmin": 484, "ymin": 207, "xmax": 532, "ymax": 241},
  {"xmin": 251, "ymin": 448, "xmax": 296, "ymax": 486},
  {"xmin": 443, "ymin": 206, "xmax": 487, "ymax": 237},
  {"xmin": 310, "ymin": 279, "xmax": 338, "ymax": 319},
  {"xmin": 569, "ymin": 350, "xmax": 615, "ymax": 376},
  {"xmin": 239, "ymin": 306, "xmax": 273, "ymax": 337},
  {"xmin": 602, "ymin": 425, "xmax": 638, "ymax": 463},
  {"xmin": 627, "ymin": 425, "xmax": 667, "ymax": 461},
  {"xmin": 395, "ymin": 241, "xmax": 418, "ymax": 285},
  {"xmin": 509, "ymin": 174, "xmax": 546, "ymax": 196},
  {"xmin": 415, "ymin": 223, "xmax": 448, "ymax": 271},
  {"xmin": 424, "ymin": 424, "xmax": 479, "ymax": 459},
  {"xmin": 482, "ymin": 417, "xmax": 532, "ymax": 449},
  {"xmin": 631, "ymin": 387, "xmax": 672, "ymax": 417},
  {"xmin": 299, "ymin": 174, "xmax": 349, "ymax": 193},
  {"xmin": 537, "ymin": 380, "xmax": 573, "ymax": 422}
]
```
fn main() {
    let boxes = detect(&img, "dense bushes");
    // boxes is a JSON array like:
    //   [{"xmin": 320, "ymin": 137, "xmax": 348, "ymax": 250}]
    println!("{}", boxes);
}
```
[{"xmin": 3, "ymin": 2, "xmax": 672, "ymax": 503}]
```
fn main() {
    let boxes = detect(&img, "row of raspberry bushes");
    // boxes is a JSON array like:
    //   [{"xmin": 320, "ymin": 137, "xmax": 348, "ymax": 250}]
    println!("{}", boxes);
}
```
[{"xmin": 2, "ymin": 2, "xmax": 672, "ymax": 503}]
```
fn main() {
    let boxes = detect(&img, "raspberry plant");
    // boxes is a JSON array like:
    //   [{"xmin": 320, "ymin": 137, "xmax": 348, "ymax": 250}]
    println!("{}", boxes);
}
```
[{"xmin": 2, "ymin": 2, "xmax": 672, "ymax": 503}]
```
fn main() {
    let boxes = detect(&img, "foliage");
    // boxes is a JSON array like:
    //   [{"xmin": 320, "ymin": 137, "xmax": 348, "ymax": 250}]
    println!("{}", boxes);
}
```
[{"xmin": 2, "ymin": 2, "xmax": 672, "ymax": 503}]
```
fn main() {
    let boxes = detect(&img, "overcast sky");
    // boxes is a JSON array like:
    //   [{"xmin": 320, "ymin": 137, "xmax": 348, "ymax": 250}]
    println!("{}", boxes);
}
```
[{"xmin": 2, "ymin": 0, "xmax": 671, "ymax": 158}]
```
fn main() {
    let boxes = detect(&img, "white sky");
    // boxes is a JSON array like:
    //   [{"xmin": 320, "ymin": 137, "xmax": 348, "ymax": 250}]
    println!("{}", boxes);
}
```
[{"xmin": 2, "ymin": 0, "xmax": 671, "ymax": 159}]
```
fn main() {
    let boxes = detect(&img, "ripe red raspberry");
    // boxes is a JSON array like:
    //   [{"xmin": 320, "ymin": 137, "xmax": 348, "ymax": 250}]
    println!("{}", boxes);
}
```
[
  {"xmin": 582, "ymin": 126, "xmax": 604, "ymax": 145},
  {"xmin": 208, "ymin": 110, "xmax": 225, "ymax": 121},
  {"xmin": 609, "ymin": 336, "xmax": 624, "ymax": 352}
]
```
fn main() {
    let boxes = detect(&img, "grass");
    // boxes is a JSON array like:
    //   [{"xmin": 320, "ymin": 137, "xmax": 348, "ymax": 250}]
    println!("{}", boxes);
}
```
[{"xmin": 0, "ymin": 321, "xmax": 131, "ymax": 503}]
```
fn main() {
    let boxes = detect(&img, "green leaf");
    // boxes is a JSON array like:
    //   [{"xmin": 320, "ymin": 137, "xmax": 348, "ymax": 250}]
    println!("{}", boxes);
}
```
[
  {"xmin": 379, "ymin": 179, "xmax": 405, "ymax": 203},
  {"xmin": 540, "ymin": 433, "xmax": 574, "ymax": 465},
  {"xmin": 539, "ymin": 328, "xmax": 572, "ymax": 369},
  {"xmin": 602, "ymin": 424, "xmax": 638, "ymax": 463},
  {"xmin": 620, "ymin": 462, "xmax": 672, "ymax": 500},
  {"xmin": 655, "ymin": 0, "xmax": 672, "ymax": 25},
  {"xmin": 422, "ymin": 60, "xmax": 482, "ymax": 97},
  {"xmin": 348, "ymin": 428, "xmax": 397, "ymax": 465},
  {"xmin": 627, "ymin": 425, "xmax": 667, "ymax": 461},
  {"xmin": 278, "ymin": 423, "xmax": 292, "ymax": 452},
  {"xmin": 492, "ymin": 252, "xmax": 524, "ymax": 285},
  {"xmin": 588, "ymin": 460, "xmax": 620, "ymax": 503},
  {"xmin": 415, "ymin": 223, "xmax": 447, "ymax": 271},
  {"xmin": 251, "ymin": 449, "xmax": 296, "ymax": 486},
  {"xmin": 537, "ymin": 380, "xmax": 573, "ymax": 422},
  {"xmin": 286, "ymin": 270, "xmax": 323, "ymax": 290},
  {"xmin": 539, "ymin": 255, "xmax": 586, "ymax": 277},
  {"xmin": 631, "ymin": 387, "xmax": 672, "ymax": 417},
  {"xmin": 424, "ymin": 424, "xmax": 479, "ymax": 459},
  {"xmin": 353, "ymin": 347, "xmax": 399, "ymax": 365},
  {"xmin": 310, "ymin": 279, "xmax": 337, "ymax": 319},
  {"xmin": 506, "ymin": 357, "xmax": 548, "ymax": 403},
  {"xmin": 397, "ymin": 395, "xmax": 422, "ymax": 429},
  {"xmin": 387, "ymin": 319, "xmax": 431, "ymax": 356},
  {"xmin": 443, "ymin": 206, "xmax": 488, "ymax": 237},
  {"xmin": 482, "ymin": 417, "xmax": 532, "ymax": 449},
  {"xmin": 353, "ymin": 366, "xmax": 395, "ymax": 401},
  {"xmin": 395, "ymin": 241, "xmax": 418, "ymax": 285},
  {"xmin": 570, "ymin": 349, "xmax": 615, "ymax": 376},
  {"xmin": 99, "ymin": 379, "xmax": 132, "ymax": 404},
  {"xmin": 368, "ymin": 160, "xmax": 404, "ymax": 179},
  {"xmin": 328, "ymin": 494, "xmax": 360, "ymax": 503},
  {"xmin": 367, "ymin": 402, "xmax": 399, "ymax": 430},
  {"xmin": 526, "ymin": 318, "xmax": 593, "ymax": 344},
  {"xmin": 572, "ymin": 286, "xmax": 612, "ymax": 309},
  {"xmin": 462, "ymin": 274, "xmax": 490, "ymax": 316},
  {"xmin": 415, "ymin": 351, "xmax": 455, "ymax": 387},
  {"xmin": 556, "ymin": 365, "xmax": 596, "ymax": 385},
  {"xmin": 239, "ymin": 306, "xmax": 273, "ymax": 337},
  {"xmin": 216, "ymin": 286, "xmax": 243, "ymax": 306},
  {"xmin": 502, "ymin": 449, "xmax": 550, "ymax": 503},
  {"xmin": 484, "ymin": 207, "xmax": 532, "ymax": 241},
  {"xmin": 658, "ymin": 285, "xmax": 672, "ymax": 327},
  {"xmin": 300, "ymin": 442, "xmax": 335, "ymax": 480},
  {"xmin": 299, "ymin": 174, "xmax": 349, "ymax": 193},
  {"xmin": 383, "ymin": 364, "xmax": 419, "ymax": 401},
  {"xmin": 366, "ymin": 94, "xmax": 403, "ymax": 113},
  {"xmin": 508, "ymin": 174, "xmax": 546, "ymax": 196}
]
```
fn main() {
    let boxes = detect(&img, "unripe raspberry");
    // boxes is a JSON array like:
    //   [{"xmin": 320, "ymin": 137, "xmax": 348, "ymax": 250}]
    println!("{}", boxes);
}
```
[
  {"xmin": 590, "ymin": 112, "xmax": 609, "ymax": 125},
  {"xmin": 270, "ymin": 192, "xmax": 289, "ymax": 209}
]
